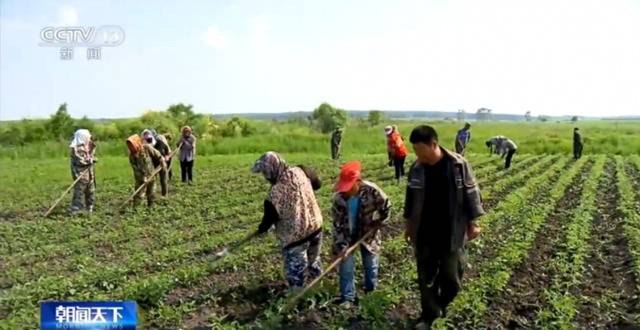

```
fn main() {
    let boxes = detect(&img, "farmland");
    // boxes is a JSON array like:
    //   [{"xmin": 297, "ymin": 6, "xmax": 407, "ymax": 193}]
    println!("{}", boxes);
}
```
[{"xmin": 1, "ymin": 124, "xmax": 640, "ymax": 329}]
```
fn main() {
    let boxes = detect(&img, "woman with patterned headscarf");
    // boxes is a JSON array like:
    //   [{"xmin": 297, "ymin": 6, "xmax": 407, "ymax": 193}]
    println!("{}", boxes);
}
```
[
  {"xmin": 177, "ymin": 126, "xmax": 196, "ymax": 184},
  {"xmin": 69, "ymin": 129, "xmax": 96, "ymax": 214},
  {"xmin": 126, "ymin": 134, "xmax": 165, "ymax": 207},
  {"xmin": 251, "ymin": 151, "xmax": 323, "ymax": 289}
]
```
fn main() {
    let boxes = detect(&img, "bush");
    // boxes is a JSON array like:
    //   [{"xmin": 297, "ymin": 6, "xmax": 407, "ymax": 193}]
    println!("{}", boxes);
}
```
[{"xmin": 311, "ymin": 102, "xmax": 347, "ymax": 133}]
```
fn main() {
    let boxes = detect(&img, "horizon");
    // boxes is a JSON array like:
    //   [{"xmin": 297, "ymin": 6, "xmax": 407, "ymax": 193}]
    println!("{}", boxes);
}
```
[{"xmin": 2, "ymin": 0, "xmax": 639, "ymax": 121}]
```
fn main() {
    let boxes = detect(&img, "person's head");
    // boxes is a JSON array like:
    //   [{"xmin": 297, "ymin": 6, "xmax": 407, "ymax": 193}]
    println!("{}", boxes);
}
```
[
  {"xmin": 574, "ymin": 127, "xmax": 579, "ymax": 131},
  {"xmin": 384, "ymin": 125, "xmax": 393, "ymax": 136},
  {"xmin": 142, "ymin": 129, "xmax": 156, "ymax": 145},
  {"xmin": 409, "ymin": 125, "xmax": 442, "ymax": 165},
  {"xmin": 182, "ymin": 126, "xmax": 192, "ymax": 137},
  {"xmin": 69, "ymin": 129, "xmax": 92, "ymax": 149},
  {"xmin": 335, "ymin": 161, "xmax": 362, "ymax": 198},
  {"xmin": 126, "ymin": 135, "xmax": 142, "ymax": 155},
  {"xmin": 251, "ymin": 151, "xmax": 287, "ymax": 185},
  {"xmin": 464, "ymin": 122, "xmax": 471, "ymax": 130}
]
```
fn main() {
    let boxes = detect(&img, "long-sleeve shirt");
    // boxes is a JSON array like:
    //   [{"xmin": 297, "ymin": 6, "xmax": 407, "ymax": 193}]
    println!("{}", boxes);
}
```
[{"xmin": 178, "ymin": 135, "xmax": 196, "ymax": 162}]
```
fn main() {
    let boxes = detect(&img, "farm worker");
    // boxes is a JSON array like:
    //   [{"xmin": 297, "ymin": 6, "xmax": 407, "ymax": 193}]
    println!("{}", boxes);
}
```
[
  {"xmin": 454, "ymin": 122, "xmax": 471, "ymax": 155},
  {"xmin": 498, "ymin": 137, "xmax": 518, "ymax": 169},
  {"xmin": 385, "ymin": 125, "xmax": 409, "ymax": 183},
  {"xmin": 404, "ymin": 125, "xmax": 485, "ymax": 329},
  {"xmin": 177, "ymin": 126, "xmax": 196, "ymax": 184},
  {"xmin": 331, "ymin": 127, "xmax": 343, "ymax": 160},
  {"xmin": 69, "ymin": 129, "xmax": 97, "ymax": 214},
  {"xmin": 485, "ymin": 135, "xmax": 506, "ymax": 155},
  {"xmin": 142, "ymin": 128, "xmax": 172, "ymax": 196},
  {"xmin": 332, "ymin": 161, "xmax": 391, "ymax": 306},
  {"xmin": 573, "ymin": 127, "xmax": 583, "ymax": 160},
  {"xmin": 162, "ymin": 133, "xmax": 174, "ymax": 180},
  {"xmin": 126, "ymin": 134, "xmax": 165, "ymax": 207},
  {"xmin": 251, "ymin": 151, "xmax": 324, "ymax": 289}
]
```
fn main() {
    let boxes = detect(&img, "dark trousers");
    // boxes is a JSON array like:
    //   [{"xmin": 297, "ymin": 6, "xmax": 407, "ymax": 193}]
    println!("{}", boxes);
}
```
[
  {"xmin": 167, "ymin": 159, "xmax": 173, "ymax": 180},
  {"xmin": 180, "ymin": 160, "xmax": 194, "ymax": 182},
  {"xmin": 573, "ymin": 144, "xmax": 583, "ymax": 159},
  {"xmin": 416, "ymin": 246, "xmax": 465, "ymax": 323},
  {"xmin": 455, "ymin": 141, "xmax": 465, "ymax": 155},
  {"xmin": 505, "ymin": 149, "xmax": 516, "ymax": 169},
  {"xmin": 394, "ymin": 156, "xmax": 406, "ymax": 180},
  {"xmin": 331, "ymin": 143, "xmax": 341, "ymax": 160}
]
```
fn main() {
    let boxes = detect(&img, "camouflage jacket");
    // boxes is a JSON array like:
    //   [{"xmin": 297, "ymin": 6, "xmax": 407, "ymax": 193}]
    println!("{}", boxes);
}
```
[
  {"xmin": 331, "ymin": 180, "xmax": 391, "ymax": 255},
  {"xmin": 404, "ymin": 147, "xmax": 485, "ymax": 251},
  {"xmin": 129, "ymin": 144, "xmax": 163, "ymax": 182}
]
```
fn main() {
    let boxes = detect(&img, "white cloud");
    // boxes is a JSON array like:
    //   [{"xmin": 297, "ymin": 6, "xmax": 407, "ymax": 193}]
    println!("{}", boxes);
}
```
[
  {"xmin": 202, "ymin": 26, "xmax": 228, "ymax": 49},
  {"xmin": 58, "ymin": 6, "xmax": 79, "ymax": 26}
]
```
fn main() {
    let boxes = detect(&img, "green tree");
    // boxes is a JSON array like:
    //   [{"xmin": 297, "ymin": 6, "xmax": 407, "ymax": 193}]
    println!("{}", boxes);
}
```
[
  {"xmin": 312, "ymin": 102, "xmax": 347, "ymax": 133},
  {"xmin": 166, "ymin": 103, "xmax": 202, "ymax": 128},
  {"xmin": 46, "ymin": 103, "xmax": 75, "ymax": 141},
  {"xmin": 222, "ymin": 117, "xmax": 255, "ymax": 137},
  {"xmin": 367, "ymin": 110, "xmax": 384, "ymax": 127},
  {"xmin": 74, "ymin": 116, "xmax": 95, "ymax": 132},
  {"xmin": 141, "ymin": 111, "xmax": 178, "ymax": 134}
]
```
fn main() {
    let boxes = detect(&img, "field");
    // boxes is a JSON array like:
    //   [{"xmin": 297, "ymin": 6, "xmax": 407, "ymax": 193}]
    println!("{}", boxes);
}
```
[{"xmin": 1, "ymin": 123, "xmax": 640, "ymax": 329}]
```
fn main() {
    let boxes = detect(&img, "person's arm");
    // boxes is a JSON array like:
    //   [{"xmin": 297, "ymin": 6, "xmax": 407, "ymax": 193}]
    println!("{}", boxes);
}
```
[
  {"xmin": 180, "ymin": 137, "xmax": 192, "ymax": 148},
  {"xmin": 146, "ymin": 144, "xmax": 166, "ymax": 168},
  {"xmin": 74, "ymin": 146, "xmax": 94, "ymax": 166},
  {"xmin": 461, "ymin": 161, "xmax": 485, "ymax": 240},
  {"xmin": 159, "ymin": 137, "xmax": 171, "ymax": 158},
  {"xmin": 372, "ymin": 186, "xmax": 391, "ymax": 225},
  {"xmin": 258, "ymin": 200, "xmax": 279, "ymax": 233},
  {"xmin": 331, "ymin": 196, "xmax": 349, "ymax": 257},
  {"xmin": 192, "ymin": 136, "xmax": 197, "ymax": 158},
  {"xmin": 298, "ymin": 165, "xmax": 322, "ymax": 190}
]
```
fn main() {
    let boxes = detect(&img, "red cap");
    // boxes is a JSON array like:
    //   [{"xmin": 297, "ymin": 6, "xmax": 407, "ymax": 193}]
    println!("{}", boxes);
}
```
[{"xmin": 335, "ymin": 161, "xmax": 362, "ymax": 192}]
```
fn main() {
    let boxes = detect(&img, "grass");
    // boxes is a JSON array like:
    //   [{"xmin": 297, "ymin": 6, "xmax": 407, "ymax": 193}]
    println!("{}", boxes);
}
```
[{"xmin": 1, "ymin": 121, "xmax": 639, "ymax": 160}]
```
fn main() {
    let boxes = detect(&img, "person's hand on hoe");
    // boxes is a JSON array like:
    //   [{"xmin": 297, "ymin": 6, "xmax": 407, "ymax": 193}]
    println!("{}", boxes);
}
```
[{"xmin": 467, "ymin": 222, "xmax": 481, "ymax": 241}]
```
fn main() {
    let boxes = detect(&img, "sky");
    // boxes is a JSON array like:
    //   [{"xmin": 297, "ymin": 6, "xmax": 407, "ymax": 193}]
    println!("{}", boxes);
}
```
[{"xmin": 1, "ymin": 0, "xmax": 639, "ymax": 120}]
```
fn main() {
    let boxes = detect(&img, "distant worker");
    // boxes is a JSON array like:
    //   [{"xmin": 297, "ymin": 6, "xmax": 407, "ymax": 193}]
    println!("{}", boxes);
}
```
[
  {"xmin": 332, "ymin": 161, "xmax": 391, "ymax": 306},
  {"xmin": 251, "ymin": 151, "xmax": 324, "ymax": 289},
  {"xmin": 69, "ymin": 129, "xmax": 97, "ymax": 214},
  {"xmin": 331, "ymin": 127, "xmax": 343, "ymax": 160},
  {"xmin": 573, "ymin": 127, "xmax": 583, "ymax": 160},
  {"xmin": 485, "ymin": 135, "xmax": 506, "ymax": 155},
  {"xmin": 455, "ymin": 122, "xmax": 472, "ymax": 155},
  {"xmin": 126, "ymin": 134, "xmax": 165, "ymax": 207},
  {"xmin": 142, "ymin": 129, "xmax": 171, "ymax": 196},
  {"xmin": 498, "ymin": 137, "xmax": 518, "ymax": 169},
  {"xmin": 177, "ymin": 126, "xmax": 196, "ymax": 184},
  {"xmin": 385, "ymin": 125, "xmax": 409, "ymax": 183}
]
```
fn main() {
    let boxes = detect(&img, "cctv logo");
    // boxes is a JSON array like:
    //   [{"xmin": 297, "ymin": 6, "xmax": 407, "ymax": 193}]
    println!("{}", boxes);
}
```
[{"xmin": 40, "ymin": 25, "xmax": 125, "ymax": 47}]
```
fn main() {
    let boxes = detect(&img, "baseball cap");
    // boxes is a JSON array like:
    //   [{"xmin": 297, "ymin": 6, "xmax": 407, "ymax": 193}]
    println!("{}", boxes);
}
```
[{"xmin": 335, "ymin": 161, "xmax": 362, "ymax": 192}]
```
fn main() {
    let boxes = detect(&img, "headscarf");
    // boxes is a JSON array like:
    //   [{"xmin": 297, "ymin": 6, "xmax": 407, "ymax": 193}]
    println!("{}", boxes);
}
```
[
  {"xmin": 251, "ymin": 151, "xmax": 288, "ymax": 184},
  {"xmin": 126, "ymin": 134, "xmax": 143, "ymax": 154},
  {"xmin": 70, "ymin": 129, "xmax": 92, "ymax": 148},
  {"xmin": 384, "ymin": 125, "xmax": 393, "ymax": 136},
  {"xmin": 182, "ymin": 126, "xmax": 192, "ymax": 136},
  {"xmin": 141, "ymin": 129, "xmax": 157, "ymax": 146}
]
